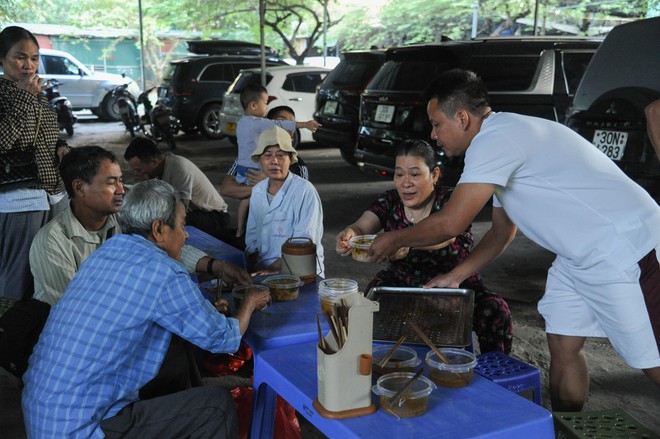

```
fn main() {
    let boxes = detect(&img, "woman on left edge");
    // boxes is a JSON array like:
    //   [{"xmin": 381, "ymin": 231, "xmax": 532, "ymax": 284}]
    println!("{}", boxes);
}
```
[{"xmin": 0, "ymin": 26, "xmax": 68, "ymax": 300}]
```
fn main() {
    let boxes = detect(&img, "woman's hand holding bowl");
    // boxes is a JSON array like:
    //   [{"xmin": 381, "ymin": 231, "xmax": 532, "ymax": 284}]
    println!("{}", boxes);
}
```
[{"xmin": 335, "ymin": 226, "xmax": 356, "ymax": 256}]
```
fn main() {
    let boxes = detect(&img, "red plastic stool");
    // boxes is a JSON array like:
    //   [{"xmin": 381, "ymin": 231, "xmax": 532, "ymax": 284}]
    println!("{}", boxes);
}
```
[{"xmin": 474, "ymin": 351, "xmax": 542, "ymax": 405}]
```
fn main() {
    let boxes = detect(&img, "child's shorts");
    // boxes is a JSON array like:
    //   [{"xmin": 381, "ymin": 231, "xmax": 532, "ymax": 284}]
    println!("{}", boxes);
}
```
[{"xmin": 235, "ymin": 165, "xmax": 260, "ymax": 186}]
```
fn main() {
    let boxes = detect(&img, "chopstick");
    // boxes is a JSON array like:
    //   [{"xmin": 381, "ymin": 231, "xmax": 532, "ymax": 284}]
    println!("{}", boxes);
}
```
[
  {"xmin": 316, "ymin": 313, "xmax": 328, "ymax": 354},
  {"xmin": 377, "ymin": 336, "xmax": 407, "ymax": 368},
  {"xmin": 325, "ymin": 310, "xmax": 342, "ymax": 348},
  {"xmin": 215, "ymin": 260, "xmax": 224, "ymax": 302},
  {"xmin": 388, "ymin": 369, "xmax": 423, "ymax": 406},
  {"xmin": 408, "ymin": 320, "xmax": 469, "ymax": 386},
  {"xmin": 408, "ymin": 321, "xmax": 452, "ymax": 364}
]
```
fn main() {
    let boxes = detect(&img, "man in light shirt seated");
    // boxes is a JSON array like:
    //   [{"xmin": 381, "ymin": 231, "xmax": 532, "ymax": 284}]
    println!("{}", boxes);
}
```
[{"xmin": 124, "ymin": 137, "xmax": 231, "ymax": 240}]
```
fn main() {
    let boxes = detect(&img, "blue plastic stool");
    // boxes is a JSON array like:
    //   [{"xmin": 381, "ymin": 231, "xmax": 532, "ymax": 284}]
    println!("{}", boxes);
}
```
[{"xmin": 474, "ymin": 351, "xmax": 542, "ymax": 405}]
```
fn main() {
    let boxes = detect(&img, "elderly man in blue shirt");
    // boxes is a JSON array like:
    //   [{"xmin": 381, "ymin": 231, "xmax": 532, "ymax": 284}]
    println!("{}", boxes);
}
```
[
  {"xmin": 22, "ymin": 179, "xmax": 271, "ymax": 438},
  {"xmin": 245, "ymin": 126, "xmax": 324, "ymax": 277}
]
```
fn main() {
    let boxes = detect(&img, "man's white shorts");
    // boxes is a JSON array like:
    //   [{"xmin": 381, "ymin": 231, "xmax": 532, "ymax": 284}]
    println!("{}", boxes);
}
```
[{"xmin": 539, "ymin": 245, "xmax": 660, "ymax": 369}]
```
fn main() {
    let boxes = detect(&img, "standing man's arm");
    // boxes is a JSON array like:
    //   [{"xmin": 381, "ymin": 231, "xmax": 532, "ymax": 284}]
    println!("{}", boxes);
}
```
[
  {"xmin": 424, "ymin": 205, "xmax": 517, "ymax": 288},
  {"xmin": 645, "ymin": 99, "xmax": 660, "ymax": 161},
  {"xmin": 368, "ymin": 183, "xmax": 495, "ymax": 261}
]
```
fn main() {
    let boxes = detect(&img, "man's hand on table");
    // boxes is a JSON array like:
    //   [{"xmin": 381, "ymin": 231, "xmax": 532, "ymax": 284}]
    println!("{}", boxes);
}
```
[
  {"xmin": 211, "ymin": 260, "xmax": 252, "ymax": 287},
  {"xmin": 213, "ymin": 298, "xmax": 230, "ymax": 314}
]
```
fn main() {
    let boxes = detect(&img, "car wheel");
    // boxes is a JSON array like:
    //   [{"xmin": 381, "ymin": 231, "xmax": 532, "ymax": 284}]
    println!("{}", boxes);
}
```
[
  {"xmin": 199, "ymin": 104, "xmax": 225, "ymax": 139},
  {"xmin": 102, "ymin": 93, "xmax": 124, "ymax": 121}
]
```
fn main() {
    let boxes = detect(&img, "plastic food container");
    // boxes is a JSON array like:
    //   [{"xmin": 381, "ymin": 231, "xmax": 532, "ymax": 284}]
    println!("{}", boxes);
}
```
[
  {"xmin": 371, "ymin": 372, "xmax": 436, "ymax": 418},
  {"xmin": 425, "ymin": 348, "xmax": 476, "ymax": 388},
  {"xmin": 348, "ymin": 235, "xmax": 376, "ymax": 262},
  {"xmin": 261, "ymin": 275, "xmax": 302, "ymax": 302},
  {"xmin": 318, "ymin": 278, "xmax": 358, "ymax": 312},
  {"xmin": 231, "ymin": 284, "xmax": 270, "ymax": 308},
  {"xmin": 372, "ymin": 345, "xmax": 421, "ymax": 376}
]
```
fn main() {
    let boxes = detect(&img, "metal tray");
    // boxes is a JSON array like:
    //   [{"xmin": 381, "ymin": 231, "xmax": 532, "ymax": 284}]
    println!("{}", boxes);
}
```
[{"xmin": 366, "ymin": 287, "xmax": 474, "ymax": 347}]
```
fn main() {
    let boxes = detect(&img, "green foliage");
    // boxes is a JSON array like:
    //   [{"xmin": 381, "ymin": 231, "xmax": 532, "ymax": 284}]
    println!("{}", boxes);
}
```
[{"xmin": 331, "ymin": 0, "xmax": 649, "ymax": 50}]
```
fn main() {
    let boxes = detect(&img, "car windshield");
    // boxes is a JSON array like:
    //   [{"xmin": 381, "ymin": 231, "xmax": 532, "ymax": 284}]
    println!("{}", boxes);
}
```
[
  {"xmin": 324, "ymin": 59, "xmax": 382, "ymax": 89},
  {"xmin": 227, "ymin": 71, "xmax": 274, "ymax": 94},
  {"xmin": 367, "ymin": 59, "xmax": 457, "ymax": 92}
]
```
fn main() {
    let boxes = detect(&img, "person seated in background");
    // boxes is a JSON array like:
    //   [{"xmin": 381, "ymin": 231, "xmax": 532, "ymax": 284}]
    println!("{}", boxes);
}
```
[
  {"xmin": 336, "ymin": 139, "xmax": 512, "ymax": 353},
  {"xmin": 645, "ymin": 98, "xmax": 660, "ymax": 161},
  {"xmin": 246, "ymin": 126, "xmax": 324, "ymax": 276},
  {"xmin": 220, "ymin": 105, "xmax": 310, "ymax": 249},
  {"xmin": 22, "ymin": 179, "xmax": 271, "ymax": 438},
  {"xmin": 124, "ymin": 137, "xmax": 231, "ymax": 240}
]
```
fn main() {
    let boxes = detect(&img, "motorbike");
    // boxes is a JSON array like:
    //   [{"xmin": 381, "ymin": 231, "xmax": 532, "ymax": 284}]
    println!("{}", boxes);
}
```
[
  {"xmin": 137, "ymin": 87, "xmax": 180, "ymax": 150},
  {"xmin": 110, "ymin": 82, "xmax": 141, "ymax": 137},
  {"xmin": 43, "ymin": 80, "xmax": 76, "ymax": 136}
]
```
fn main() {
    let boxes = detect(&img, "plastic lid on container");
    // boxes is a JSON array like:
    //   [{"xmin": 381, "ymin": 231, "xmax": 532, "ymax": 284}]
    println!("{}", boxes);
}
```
[
  {"xmin": 262, "ymin": 274, "xmax": 301, "ymax": 288},
  {"xmin": 372, "ymin": 372, "xmax": 436, "ymax": 398},
  {"xmin": 318, "ymin": 278, "xmax": 358, "ymax": 297},
  {"xmin": 372, "ymin": 345, "xmax": 421, "ymax": 369},
  {"xmin": 425, "ymin": 348, "xmax": 476, "ymax": 372}
]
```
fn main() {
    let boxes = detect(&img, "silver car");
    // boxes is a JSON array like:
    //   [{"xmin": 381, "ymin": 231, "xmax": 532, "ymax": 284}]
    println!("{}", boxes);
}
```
[{"xmin": 38, "ymin": 48, "xmax": 140, "ymax": 121}]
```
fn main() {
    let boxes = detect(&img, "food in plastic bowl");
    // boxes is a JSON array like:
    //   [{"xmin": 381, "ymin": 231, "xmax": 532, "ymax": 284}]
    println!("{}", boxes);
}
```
[
  {"xmin": 372, "ymin": 372, "xmax": 436, "ymax": 418},
  {"xmin": 425, "ymin": 348, "xmax": 476, "ymax": 388},
  {"xmin": 262, "ymin": 275, "xmax": 301, "ymax": 301},
  {"xmin": 348, "ymin": 235, "xmax": 376, "ymax": 262},
  {"xmin": 318, "ymin": 278, "xmax": 359, "ymax": 313},
  {"xmin": 231, "ymin": 284, "xmax": 270, "ymax": 308},
  {"xmin": 372, "ymin": 345, "xmax": 421, "ymax": 377}
]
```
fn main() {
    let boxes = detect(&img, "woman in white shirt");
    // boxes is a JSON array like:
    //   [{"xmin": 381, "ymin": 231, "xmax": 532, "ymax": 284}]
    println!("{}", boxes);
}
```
[{"xmin": 245, "ymin": 126, "xmax": 324, "ymax": 277}]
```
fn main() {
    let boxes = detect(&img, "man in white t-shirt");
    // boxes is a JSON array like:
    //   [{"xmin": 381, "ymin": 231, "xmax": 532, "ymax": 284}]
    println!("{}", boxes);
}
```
[
  {"xmin": 369, "ymin": 69, "xmax": 660, "ymax": 412},
  {"xmin": 124, "ymin": 138, "xmax": 230, "ymax": 239}
]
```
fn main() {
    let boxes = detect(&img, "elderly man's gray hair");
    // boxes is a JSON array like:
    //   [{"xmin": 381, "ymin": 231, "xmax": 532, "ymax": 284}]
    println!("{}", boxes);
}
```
[{"xmin": 120, "ymin": 179, "xmax": 181, "ymax": 237}]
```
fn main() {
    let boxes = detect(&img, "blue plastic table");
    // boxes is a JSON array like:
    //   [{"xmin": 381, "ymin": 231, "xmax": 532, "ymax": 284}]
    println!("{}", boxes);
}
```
[
  {"xmin": 243, "ymin": 278, "xmax": 325, "ymax": 351},
  {"xmin": 250, "ymin": 341, "xmax": 555, "ymax": 439},
  {"xmin": 185, "ymin": 226, "xmax": 247, "ymax": 269}
]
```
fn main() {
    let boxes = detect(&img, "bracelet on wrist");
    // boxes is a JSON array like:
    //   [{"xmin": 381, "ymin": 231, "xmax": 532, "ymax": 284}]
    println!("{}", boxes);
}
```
[{"xmin": 206, "ymin": 258, "xmax": 216, "ymax": 275}]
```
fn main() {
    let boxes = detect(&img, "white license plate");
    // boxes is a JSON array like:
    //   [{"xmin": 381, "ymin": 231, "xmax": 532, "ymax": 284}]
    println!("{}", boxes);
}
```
[
  {"xmin": 225, "ymin": 122, "xmax": 236, "ymax": 135},
  {"xmin": 592, "ymin": 129, "xmax": 628, "ymax": 161},
  {"xmin": 323, "ymin": 101, "xmax": 338, "ymax": 115},
  {"xmin": 374, "ymin": 105, "xmax": 395, "ymax": 123}
]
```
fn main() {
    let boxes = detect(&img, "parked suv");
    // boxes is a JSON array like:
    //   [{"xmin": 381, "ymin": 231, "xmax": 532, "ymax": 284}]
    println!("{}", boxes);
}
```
[
  {"xmin": 354, "ymin": 38, "xmax": 600, "ymax": 179},
  {"xmin": 565, "ymin": 17, "xmax": 660, "ymax": 200},
  {"xmin": 218, "ymin": 65, "xmax": 330, "ymax": 145},
  {"xmin": 38, "ymin": 48, "xmax": 140, "ymax": 121},
  {"xmin": 159, "ymin": 41, "xmax": 288, "ymax": 138},
  {"xmin": 313, "ymin": 50, "xmax": 385, "ymax": 164}
]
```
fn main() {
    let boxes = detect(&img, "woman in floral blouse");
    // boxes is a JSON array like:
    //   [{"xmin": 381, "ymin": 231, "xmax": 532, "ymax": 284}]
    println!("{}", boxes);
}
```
[{"xmin": 336, "ymin": 139, "xmax": 512, "ymax": 353}]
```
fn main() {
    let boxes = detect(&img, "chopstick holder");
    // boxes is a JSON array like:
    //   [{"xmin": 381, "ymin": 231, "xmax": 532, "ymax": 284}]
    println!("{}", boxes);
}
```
[{"xmin": 314, "ymin": 291, "xmax": 379, "ymax": 418}]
